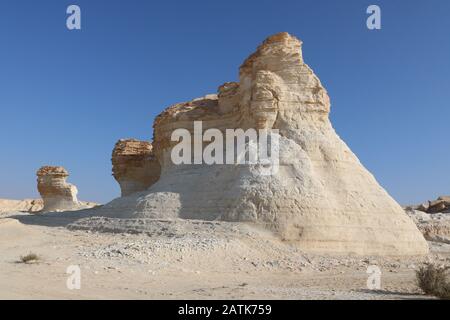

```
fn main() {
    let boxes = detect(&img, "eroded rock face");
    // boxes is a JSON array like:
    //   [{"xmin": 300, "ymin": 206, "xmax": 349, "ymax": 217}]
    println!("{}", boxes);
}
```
[
  {"xmin": 112, "ymin": 139, "xmax": 161, "ymax": 196},
  {"xmin": 102, "ymin": 32, "xmax": 428, "ymax": 255},
  {"xmin": 37, "ymin": 166, "xmax": 80, "ymax": 212}
]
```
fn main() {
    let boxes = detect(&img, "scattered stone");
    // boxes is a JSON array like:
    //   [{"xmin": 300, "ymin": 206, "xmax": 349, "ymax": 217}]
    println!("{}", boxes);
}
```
[
  {"xmin": 417, "ymin": 203, "xmax": 429, "ymax": 212},
  {"xmin": 410, "ymin": 195, "xmax": 450, "ymax": 214},
  {"xmin": 428, "ymin": 200, "xmax": 447, "ymax": 214}
]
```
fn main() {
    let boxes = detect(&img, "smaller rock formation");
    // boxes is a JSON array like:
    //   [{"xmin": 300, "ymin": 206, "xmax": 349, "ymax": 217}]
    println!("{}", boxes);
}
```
[
  {"xmin": 112, "ymin": 139, "xmax": 161, "ymax": 196},
  {"xmin": 37, "ymin": 166, "xmax": 80, "ymax": 212},
  {"xmin": 409, "ymin": 195, "xmax": 450, "ymax": 214},
  {"xmin": 406, "ymin": 195, "xmax": 450, "ymax": 244}
]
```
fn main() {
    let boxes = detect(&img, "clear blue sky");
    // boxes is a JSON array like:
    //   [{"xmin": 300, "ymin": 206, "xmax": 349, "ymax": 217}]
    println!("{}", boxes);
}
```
[{"xmin": 0, "ymin": 0, "xmax": 449, "ymax": 204}]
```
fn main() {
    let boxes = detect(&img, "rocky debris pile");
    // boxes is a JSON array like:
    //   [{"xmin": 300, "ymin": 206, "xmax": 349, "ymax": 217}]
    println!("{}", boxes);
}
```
[
  {"xmin": 406, "ymin": 208, "xmax": 450, "ymax": 244},
  {"xmin": 0, "ymin": 199, "xmax": 43, "ymax": 213},
  {"xmin": 69, "ymin": 217, "xmax": 440, "ymax": 275},
  {"xmin": 36, "ymin": 166, "xmax": 96, "ymax": 212},
  {"xmin": 404, "ymin": 195, "xmax": 450, "ymax": 244},
  {"xmin": 409, "ymin": 196, "xmax": 450, "ymax": 214},
  {"xmin": 112, "ymin": 139, "xmax": 161, "ymax": 197},
  {"xmin": 90, "ymin": 32, "xmax": 427, "ymax": 256},
  {"xmin": 70, "ymin": 217, "xmax": 306, "ymax": 272}
]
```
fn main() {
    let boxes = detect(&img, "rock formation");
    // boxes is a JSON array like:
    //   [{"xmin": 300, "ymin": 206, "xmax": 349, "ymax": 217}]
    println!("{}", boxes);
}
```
[
  {"xmin": 409, "ymin": 195, "xmax": 450, "ymax": 214},
  {"xmin": 112, "ymin": 139, "xmax": 161, "ymax": 196},
  {"xmin": 37, "ymin": 166, "xmax": 81, "ymax": 212},
  {"xmin": 100, "ymin": 32, "xmax": 428, "ymax": 255}
]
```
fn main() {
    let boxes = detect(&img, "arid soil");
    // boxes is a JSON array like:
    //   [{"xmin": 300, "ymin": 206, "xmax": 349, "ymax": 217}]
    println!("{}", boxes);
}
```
[{"xmin": 1, "ymin": 211, "xmax": 448, "ymax": 300}]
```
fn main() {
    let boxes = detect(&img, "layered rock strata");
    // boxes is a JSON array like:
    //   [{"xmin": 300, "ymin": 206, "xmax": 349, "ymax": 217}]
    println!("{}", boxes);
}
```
[
  {"xmin": 37, "ymin": 166, "xmax": 80, "ymax": 212},
  {"xmin": 406, "ymin": 208, "xmax": 450, "ymax": 244},
  {"xmin": 112, "ymin": 139, "xmax": 161, "ymax": 196}
]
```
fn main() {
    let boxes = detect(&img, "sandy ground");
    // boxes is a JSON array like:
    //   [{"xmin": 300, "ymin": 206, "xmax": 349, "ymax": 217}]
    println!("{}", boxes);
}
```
[{"xmin": 1, "ymin": 212, "xmax": 448, "ymax": 300}]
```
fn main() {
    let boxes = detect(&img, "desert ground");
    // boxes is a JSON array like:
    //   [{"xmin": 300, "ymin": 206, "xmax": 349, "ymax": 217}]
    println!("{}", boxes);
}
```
[{"xmin": 1, "ymin": 209, "xmax": 447, "ymax": 300}]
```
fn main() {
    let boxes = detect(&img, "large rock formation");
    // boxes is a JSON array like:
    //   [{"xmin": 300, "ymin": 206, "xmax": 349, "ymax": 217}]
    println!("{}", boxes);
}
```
[
  {"xmin": 101, "ymin": 32, "xmax": 428, "ymax": 255},
  {"xmin": 37, "ymin": 166, "xmax": 81, "ymax": 212},
  {"xmin": 112, "ymin": 139, "xmax": 161, "ymax": 196}
]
